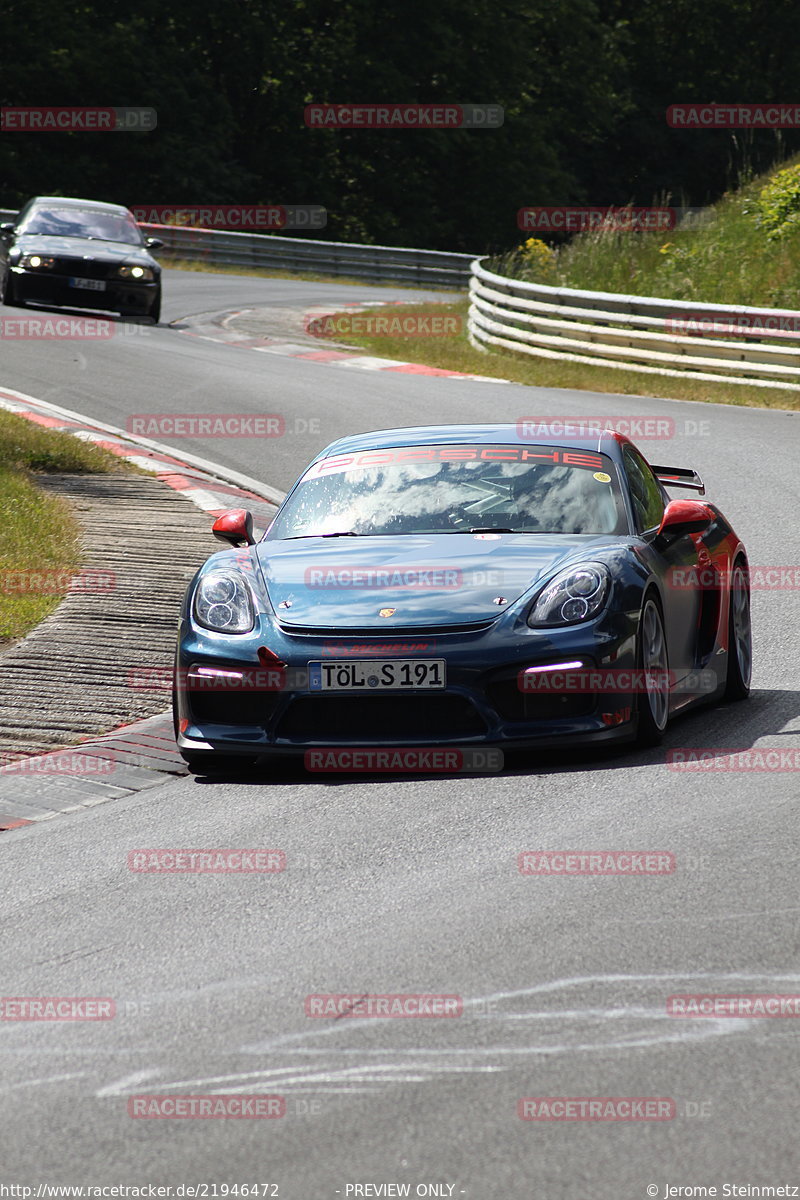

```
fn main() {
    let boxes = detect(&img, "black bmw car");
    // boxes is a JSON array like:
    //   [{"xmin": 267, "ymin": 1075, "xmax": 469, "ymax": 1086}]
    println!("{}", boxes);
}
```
[{"xmin": 0, "ymin": 196, "xmax": 162, "ymax": 321}]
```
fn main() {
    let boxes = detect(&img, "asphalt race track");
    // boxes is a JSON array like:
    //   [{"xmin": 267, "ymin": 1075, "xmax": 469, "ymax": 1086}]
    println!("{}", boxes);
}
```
[{"xmin": 1, "ymin": 268, "xmax": 799, "ymax": 1198}]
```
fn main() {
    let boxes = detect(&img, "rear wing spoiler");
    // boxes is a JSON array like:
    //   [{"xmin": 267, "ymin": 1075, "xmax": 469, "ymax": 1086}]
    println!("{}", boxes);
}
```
[{"xmin": 651, "ymin": 465, "xmax": 705, "ymax": 495}]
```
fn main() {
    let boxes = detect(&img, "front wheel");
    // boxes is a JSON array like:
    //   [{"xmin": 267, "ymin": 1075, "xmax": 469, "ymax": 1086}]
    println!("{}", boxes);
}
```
[
  {"xmin": 725, "ymin": 559, "xmax": 752, "ymax": 700},
  {"xmin": 148, "ymin": 288, "xmax": 161, "ymax": 324},
  {"xmin": 635, "ymin": 595, "xmax": 670, "ymax": 746},
  {"xmin": 3, "ymin": 272, "xmax": 21, "ymax": 306}
]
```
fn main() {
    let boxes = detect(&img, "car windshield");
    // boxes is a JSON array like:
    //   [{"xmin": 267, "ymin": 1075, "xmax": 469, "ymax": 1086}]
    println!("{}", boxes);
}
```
[
  {"xmin": 18, "ymin": 207, "xmax": 143, "ymax": 245},
  {"xmin": 266, "ymin": 444, "xmax": 626, "ymax": 539}
]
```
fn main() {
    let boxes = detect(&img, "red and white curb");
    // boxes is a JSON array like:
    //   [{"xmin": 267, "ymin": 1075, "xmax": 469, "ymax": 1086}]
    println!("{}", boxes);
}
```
[
  {"xmin": 179, "ymin": 302, "xmax": 508, "ymax": 383},
  {"xmin": 0, "ymin": 385, "xmax": 283, "ymax": 829},
  {"xmin": 0, "ymin": 385, "xmax": 283, "ymax": 520}
]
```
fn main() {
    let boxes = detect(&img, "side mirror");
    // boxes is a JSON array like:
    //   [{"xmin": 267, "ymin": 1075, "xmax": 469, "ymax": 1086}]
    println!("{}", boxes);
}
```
[
  {"xmin": 212, "ymin": 509, "xmax": 255, "ymax": 546},
  {"xmin": 654, "ymin": 498, "xmax": 714, "ymax": 548},
  {"xmin": 145, "ymin": 237, "xmax": 164, "ymax": 250}
]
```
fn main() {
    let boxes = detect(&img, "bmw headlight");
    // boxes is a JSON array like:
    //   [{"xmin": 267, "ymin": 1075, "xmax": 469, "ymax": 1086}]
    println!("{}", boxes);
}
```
[
  {"xmin": 115, "ymin": 265, "xmax": 154, "ymax": 280},
  {"xmin": 194, "ymin": 571, "xmax": 255, "ymax": 633},
  {"xmin": 21, "ymin": 254, "xmax": 55, "ymax": 269},
  {"xmin": 527, "ymin": 563, "xmax": 610, "ymax": 627}
]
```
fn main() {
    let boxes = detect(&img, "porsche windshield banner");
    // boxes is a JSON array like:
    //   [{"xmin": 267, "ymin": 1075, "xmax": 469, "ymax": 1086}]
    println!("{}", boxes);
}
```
[{"xmin": 303, "ymin": 445, "xmax": 607, "ymax": 481}]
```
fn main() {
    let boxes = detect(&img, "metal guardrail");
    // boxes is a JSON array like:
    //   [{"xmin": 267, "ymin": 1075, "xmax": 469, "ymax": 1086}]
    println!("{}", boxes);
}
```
[
  {"xmin": 7, "ymin": 199, "xmax": 799, "ymax": 375},
  {"xmin": 468, "ymin": 258, "xmax": 800, "ymax": 390},
  {"xmin": 0, "ymin": 209, "xmax": 473, "ymax": 289}
]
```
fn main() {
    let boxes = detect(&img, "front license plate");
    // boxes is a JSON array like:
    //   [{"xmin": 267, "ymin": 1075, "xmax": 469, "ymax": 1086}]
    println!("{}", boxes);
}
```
[
  {"xmin": 69, "ymin": 277, "xmax": 106, "ymax": 291},
  {"xmin": 308, "ymin": 659, "xmax": 446, "ymax": 691}
]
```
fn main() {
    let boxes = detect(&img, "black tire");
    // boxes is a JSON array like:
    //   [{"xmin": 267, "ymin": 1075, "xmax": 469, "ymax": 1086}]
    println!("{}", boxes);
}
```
[
  {"xmin": 148, "ymin": 289, "xmax": 161, "ymax": 324},
  {"xmin": 3, "ymin": 272, "xmax": 21, "ymax": 306},
  {"xmin": 635, "ymin": 594, "xmax": 670, "ymax": 747},
  {"xmin": 724, "ymin": 559, "xmax": 752, "ymax": 701}
]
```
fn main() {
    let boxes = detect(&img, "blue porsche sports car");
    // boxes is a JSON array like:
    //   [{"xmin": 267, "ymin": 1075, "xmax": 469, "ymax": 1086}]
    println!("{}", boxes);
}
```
[{"xmin": 173, "ymin": 424, "xmax": 751, "ymax": 771}]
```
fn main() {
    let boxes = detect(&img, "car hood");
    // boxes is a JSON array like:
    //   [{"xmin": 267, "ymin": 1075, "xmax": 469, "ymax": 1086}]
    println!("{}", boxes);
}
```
[
  {"xmin": 256, "ymin": 533, "xmax": 612, "ymax": 629},
  {"xmin": 13, "ymin": 234, "xmax": 157, "ymax": 267}
]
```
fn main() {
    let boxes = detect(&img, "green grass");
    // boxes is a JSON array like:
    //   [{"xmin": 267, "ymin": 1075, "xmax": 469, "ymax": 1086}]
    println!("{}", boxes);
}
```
[
  {"xmin": 0, "ymin": 410, "xmax": 124, "ymax": 474},
  {"xmin": 319, "ymin": 299, "xmax": 800, "ymax": 411},
  {"xmin": 494, "ymin": 154, "xmax": 800, "ymax": 309},
  {"xmin": 0, "ymin": 411, "xmax": 121, "ymax": 644}
]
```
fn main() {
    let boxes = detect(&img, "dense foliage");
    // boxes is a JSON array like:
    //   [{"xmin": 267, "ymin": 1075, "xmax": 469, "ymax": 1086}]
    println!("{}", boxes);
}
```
[{"xmin": 3, "ymin": 0, "xmax": 800, "ymax": 251}]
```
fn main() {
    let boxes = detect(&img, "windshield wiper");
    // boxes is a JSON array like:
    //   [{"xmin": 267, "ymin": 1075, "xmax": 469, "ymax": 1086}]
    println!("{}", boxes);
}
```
[
  {"xmin": 283, "ymin": 531, "xmax": 362, "ymax": 540},
  {"xmin": 282, "ymin": 527, "xmax": 539, "ymax": 540},
  {"xmin": 53, "ymin": 235, "xmax": 141, "ymax": 245}
]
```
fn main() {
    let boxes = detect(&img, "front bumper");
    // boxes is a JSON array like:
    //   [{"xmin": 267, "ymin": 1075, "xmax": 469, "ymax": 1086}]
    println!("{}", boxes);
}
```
[
  {"xmin": 12, "ymin": 268, "xmax": 158, "ymax": 314},
  {"xmin": 174, "ymin": 611, "xmax": 642, "ymax": 758}
]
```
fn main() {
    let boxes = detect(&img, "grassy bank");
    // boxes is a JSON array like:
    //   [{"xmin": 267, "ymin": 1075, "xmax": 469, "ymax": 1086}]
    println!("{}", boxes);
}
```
[
  {"xmin": 315, "ymin": 300, "xmax": 800, "ymax": 411},
  {"xmin": 0, "ymin": 413, "xmax": 121, "ymax": 644},
  {"xmin": 493, "ymin": 155, "xmax": 800, "ymax": 309}
]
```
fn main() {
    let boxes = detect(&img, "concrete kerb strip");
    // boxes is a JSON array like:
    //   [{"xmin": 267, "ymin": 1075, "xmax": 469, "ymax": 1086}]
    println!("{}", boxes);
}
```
[
  {"xmin": 0, "ymin": 296, "xmax": 507, "ymax": 832},
  {"xmin": 0, "ymin": 385, "xmax": 286, "ymax": 832}
]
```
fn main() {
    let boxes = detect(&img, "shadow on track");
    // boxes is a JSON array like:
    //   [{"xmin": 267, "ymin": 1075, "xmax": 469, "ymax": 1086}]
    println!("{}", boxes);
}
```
[{"xmin": 185, "ymin": 686, "xmax": 800, "ymax": 786}]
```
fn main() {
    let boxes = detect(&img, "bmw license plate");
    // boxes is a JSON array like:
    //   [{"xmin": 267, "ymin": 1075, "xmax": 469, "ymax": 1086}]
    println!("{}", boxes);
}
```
[
  {"xmin": 308, "ymin": 659, "xmax": 446, "ymax": 691},
  {"xmin": 69, "ymin": 277, "xmax": 106, "ymax": 291}
]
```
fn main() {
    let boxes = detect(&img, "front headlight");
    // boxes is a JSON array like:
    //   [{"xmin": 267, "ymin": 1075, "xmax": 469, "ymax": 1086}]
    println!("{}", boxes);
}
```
[
  {"xmin": 194, "ymin": 571, "xmax": 255, "ymax": 633},
  {"xmin": 21, "ymin": 254, "xmax": 55, "ymax": 269},
  {"xmin": 115, "ymin": 265, "xmax": 154, "ymax": 280},
  {"xmin": 527, "ymin": 563, "xmax": 611, "ymax": 627}
]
